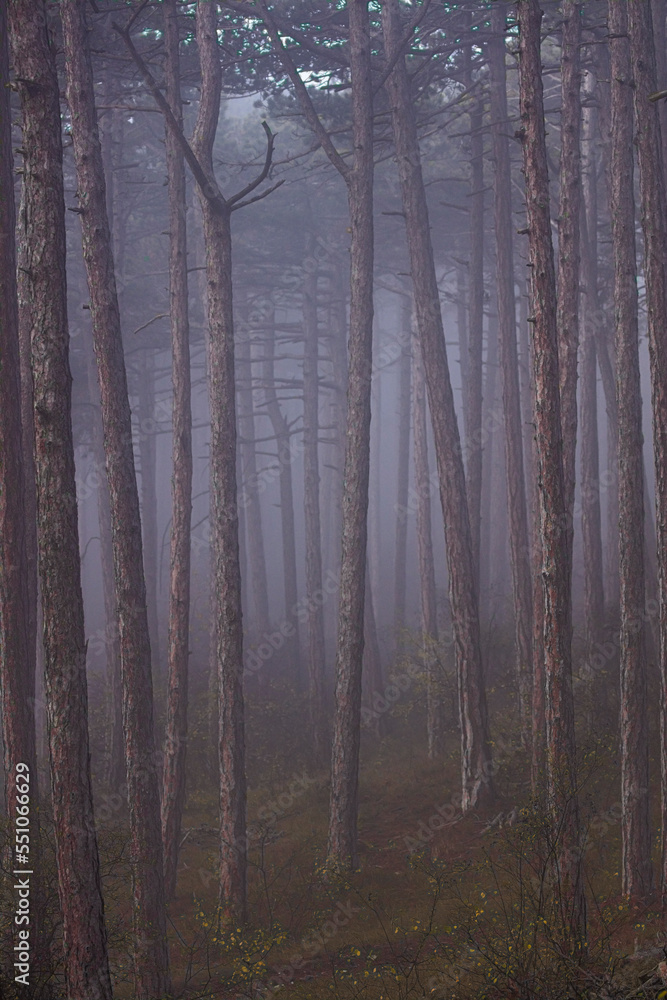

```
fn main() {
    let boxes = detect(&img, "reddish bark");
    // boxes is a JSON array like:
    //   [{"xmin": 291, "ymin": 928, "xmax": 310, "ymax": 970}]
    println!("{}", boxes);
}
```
[
  {"xmin": 516, "ymin": 0, "xmax": 585, "ymax": 945},
  {"xmin": 412, "ymin": 333, "xmax": 445, "ymax": 758},
  {"xmin": 190, "ymin": 0, "xmax": 247, "ymax": 917},
  {"xmin": 608, "ymin": 1, "xmax": 652, "ymax": 901},
  {"xmin": 60, "ymin": 1, "xmax": 171, "ymax": 990},
  {"xmin": 465, "ymin": 36, "xmax": 485, "ymax": 590},
  {"xmin": 579, "ymin": 70, "xmax": 606, "ymax": 722},
  {"xmin": 382, "ymin": 0, "xmax": 492, "ymax": 812},
  {"xmin": 489, "ymin": 5, "xmax": 533, "ymax": 747},
  {"xmin": 161, "ymin": 0, "xmax": 193, "ymax": 903},
  {"xmin": 7, "ymin": 0, "xmax": 113, "ymax": 993},
  {"xmin": 556, "ymin": 0, "xmax": 582, "ymax": 543},
  {"xmin": 118, "ymin": 0, "xmax": 282, "ymax": 916},
  {"xmin": 327, "ymin": 0, "xmax": 375, "ymax": 868},
  {"xmin": 626, "ymin": 0, "xmax": 667, "ymax": 906},
  {"xmin": 0, "ymin": 0, "xmax": 38, "ymax": 959}
]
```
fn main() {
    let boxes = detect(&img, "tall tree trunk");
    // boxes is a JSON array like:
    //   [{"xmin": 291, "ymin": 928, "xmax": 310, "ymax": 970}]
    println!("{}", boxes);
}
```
[
  {"xmin": 60, "ymin": 2, "xmax": 171, "ymax": 991},
  {"xmin": 516, "ymin": 0, "xmax": 586, "ymax": 946},
  {"xmin": 382, "ymin": 0, "xmax": 492, "ymax": 812},
  {"xmin": 626, "ymin": 0, "xmax": 667, "ymax": 906},
  {"xmin": 362, "ymin": 568, "xmax": 386, "ymax": 739},
  {"xmin": 85, "ymin": 345, "xmax": 124, "ymax": 789},
  {"xmin": 608, "ymin": 1, "xmax": 652, "ymax": 901},
  {"xmin": 7, "ymin": 1, "xmax": 114, "ymax": 994},
  {"xmin": 479, "ymin": 305, "xmax": 499, "ymax": 609},
  {"xmin": 412, "ymin": 331, "xmax": 445, "ymax": 758},
  {"xmin": 528, "ymin": 285, "xmax": 547, "ymax": 796},
  {"xmin": 15, "ymin": 192, "xmax": 39, "ymax": 788},
  {"xmin": 95, "ymin": 60, "xmax": 124, "ymax": 789},
  {"xmin": 237, "ymin": 309, "xmax": 271, "ymax": 647},
  {"xmin": 579, "ymin": 70, "xmax": 606, "ymax": 723},
  {"xmin": 326, "ymin": 0, "xmax": 375, "ymax": 869},
  {"xmin": 370, "ymin": 331, "xmax": 382, "ymax": 626},
  {"xmin": 328, "ymin": 263, "xmax": 349, "ymax": 586},
  {"xmin": 465, "ymin": 36, "xmax": 485, "ymax": 591},
  {"xmin": 303, "ymin": 258, "xmax": 326, "ymax": 750},
  {"xmin": 489, "ymin": 5, "xmax": 533, "ymax": 747},
  {"xmin": 116, "ymin": 0, "xmax": 280, "ymax": 916},
  {"xmin": 138, "ymin": 347, "xmax": 161, "ymax": 680},
  {"xmin": 394, "ymin": 312, "xmax": 411, "ymax": 658},
  {"xmin": 1, "ymin": 0, "xmax": 42, "ymax": 979},
  {"xmin": 556, "ymin": 0, "xmax": 582, "ymax": 554},
  {"xmin": 161, "ymin": 0, "xmax": 193, "ymax": 903},
  {"xmin": 190, "ymin": 0, "xmax": 246, "ymax": 920},
  {"xmin": 589, "ymin": 42, "xmax": 621, "ymax": 618},
  {"xmin": 651, "ymin": 0, "xmax": 667, "ymax": 186},
  {"xmin": 520, "ymin": 269, "xmax": 547, "ymax": 791},
  {"xmin": 579, "ymin": 225, "xmax": 605, "ymax": 720},
  {"xmin": 262, "ymin": 311, "xmax": 301, "ymax": 681}
]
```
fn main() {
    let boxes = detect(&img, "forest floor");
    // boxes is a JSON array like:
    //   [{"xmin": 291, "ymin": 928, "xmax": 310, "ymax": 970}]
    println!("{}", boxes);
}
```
[
  {"xmin": 95, "ymin": 661, "xmax": 666, "ymax": 1000},
  {"xmin": 3, "ymin": 656, "xmax": 665, "ymax": 999}
]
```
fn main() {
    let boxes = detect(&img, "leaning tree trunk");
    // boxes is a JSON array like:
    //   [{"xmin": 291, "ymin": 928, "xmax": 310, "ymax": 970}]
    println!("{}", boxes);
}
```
[
  {"xmin": 412, "ymin": 330, "xmax": 445, "ymax": 758},
  {"xmin": 60, "ymin": 2, "xmax": 171, "ymax": 992},
  {"xmin": 626, "ymin": 0, "xmax": 667, "ymax": 907},
  {"xmin": 95, "ymin": 67, "xmax": 125, "ymax": 788},
  {"xmin": 7, "ymin": 2, "xmax": 114, "ymax": 995},
  {"xmin": 489, "ymin": 4, "xmax": 533, "ymax": 748},
  {"xmin": 161, "ymin": 0, "xmax": 193, "ymax": 903},
  {"xmin": 516, "ymin": 0, "xmax": 586, "ymax": 947},
  {"xmin": 302, "ymin": 257, "xmax": 327, "ymax": 752},
  {"xmin": 382, "ymin": 0, "xmax": 492, "ymax": 812},
  {"xmin": 608, "ymin": 1, "xmax": 652, "ymax": 901}
]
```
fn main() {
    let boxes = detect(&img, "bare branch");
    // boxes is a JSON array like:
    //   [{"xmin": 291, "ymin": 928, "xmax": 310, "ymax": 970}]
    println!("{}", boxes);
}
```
[
  {"xmin": 132, "ymin": 312, "xmax": 168, "ymax": 336},
  {"xmin": 256, "ymin": 1, "xmax": 350, "ymax": 178},
  {"xmin": 112, "ymin": 18, "xmax": 225, "ymax": 209},
  {"xmin": 374, "ymin": 0, "xmax": 432, "ymax": 95},
  {"xmin": 228, "ymin": 120, "xmax": 279, "ymax": 206},
  {"xmin": 231, "ymin": 178, "xmax": 285, "ymax": 212}
]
